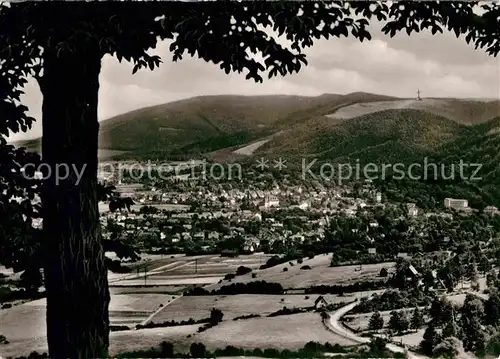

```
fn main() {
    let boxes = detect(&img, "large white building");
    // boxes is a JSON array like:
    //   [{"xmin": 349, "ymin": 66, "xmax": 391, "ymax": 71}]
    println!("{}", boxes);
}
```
[{"xmin": 444, "ymin": 198, "xmax": 468, "ymax": 210}]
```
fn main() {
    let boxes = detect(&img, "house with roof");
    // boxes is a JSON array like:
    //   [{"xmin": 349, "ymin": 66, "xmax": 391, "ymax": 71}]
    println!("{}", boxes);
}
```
[
  {"xmin": 314, "ymin": 296, "xmax": 329, "ymax": 310},
  {"xmin": 408, "ymin": 264, "xmax": 419, "ymax": 277},
  {"xmin": 407, "ymin": 203, "xmax": 419, "ymax": 217},
  {"xmin": 401, "ymin": 264, "xmax": 428, "ymax": 288},
  {"xmin": 208, "ymin": 231, "xmax": 220, "ymax": 241},
  {"xmin": 484, "ymin": 206, "xmax": 499, "ymax": 216},
  {"xmin": 430, "ymin": 270, "xmax": 447, "ymax": 293}
]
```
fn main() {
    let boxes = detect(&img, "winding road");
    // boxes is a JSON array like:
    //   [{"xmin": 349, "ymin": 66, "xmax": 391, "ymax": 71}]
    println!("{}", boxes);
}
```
[{"xmin": 328, "ymin": 300, "xmax": 430, "ymax": 359}]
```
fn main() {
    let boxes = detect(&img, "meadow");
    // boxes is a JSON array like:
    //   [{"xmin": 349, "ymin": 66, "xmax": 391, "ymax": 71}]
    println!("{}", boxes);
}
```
[
  {"xmin": 149, "ymin": 294, "xmax": 349, "ymax": 323},
  {"xmin": 206, "ymin": 254, "xmax": 393, "ymax": 291},
  {"xmin": 185, "ymin": 312, "xmax": 358, "ymax": 351},
  {"xmin": 1, "ymin": 253, "xmax": 389, "ymax": 357}
]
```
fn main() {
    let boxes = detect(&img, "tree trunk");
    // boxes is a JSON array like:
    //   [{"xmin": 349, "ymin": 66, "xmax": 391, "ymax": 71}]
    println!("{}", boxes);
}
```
[{"xmin": 40, "ymin": 43, "xmax": 109, "ymax": 358}]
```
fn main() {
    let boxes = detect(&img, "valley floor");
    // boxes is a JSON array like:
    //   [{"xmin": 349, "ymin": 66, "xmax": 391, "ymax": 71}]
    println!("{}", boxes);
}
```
[{"xmin": 0, "ymin": 254, "xmax": 385, "ymax": 357}]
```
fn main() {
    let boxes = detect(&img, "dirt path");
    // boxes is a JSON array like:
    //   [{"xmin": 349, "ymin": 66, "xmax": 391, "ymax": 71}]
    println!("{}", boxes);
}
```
[
  {"xmin": 232, "ymin": 130, "xmax": 287, "ymax": 156},
  {"xmin": 233, "ymin": 139, "xmax": 272, "ymax": 156},
  {"xmin": 138, "ymin": 295, "xmax": 182, "ymax": 326}
]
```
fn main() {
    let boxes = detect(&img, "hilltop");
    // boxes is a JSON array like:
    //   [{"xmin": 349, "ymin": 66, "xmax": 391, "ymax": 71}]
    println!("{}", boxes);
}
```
[
  {"xmin": 256, "ymin": 109, "xmax": 463, "ymax": 161},
  {"xmin": 326, "ymin": 98, "xmax": 499, "ymax": 125}
]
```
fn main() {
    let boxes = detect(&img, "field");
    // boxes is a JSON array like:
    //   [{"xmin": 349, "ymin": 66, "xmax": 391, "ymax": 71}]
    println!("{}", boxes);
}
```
[
  {"xmin": 1, "ymin": 324, "xmax": 204, "ymax": 358},
  {"xmin": 151, "ymin": 255, "xmax": 270, "ymax": 276},
  {"xmin": 111, "ymin": 253, "xmax": 272, "ymax": 289},
  {"xmin": 1, "ymin": 253, "xmax": 281, "ymax": 356},
  {"xmin": 207, "ymin": 254, "xmax": 394, "ymax": 291},
  {"xmin": 0, "ymin": 293, "xmax": 176, "ymax": 356},
  {"xmin": 110, "ymin": 286, "xmax": 185, "ymax": 295},
  {"xmin": 110, "ymin": 276, "xmax": 223, "ymax": 286},
  {"xmin": 1, "ymin": 293, "xmax": 355, "ymax": 357},
  {"xmin": 1, "ymin": 254, "xmax": 389, "ymax": 357},
  {"xmin": 108, "ymin": 293, "xmax": 177, "ymax": 325},
  {"xmin": 0, "ymin": 292, "xmax": 175, "ymax": 334},
  {"xmin": 0, "ymin": 299, "xmax": 46, "ymax": 346},
  {"xmin": 185, "ymin": 312, "xmax": 358, "ymax": 351},
  {"xmin": 149, "ymin": 294, "xmax": 350, "ymax": 323},
  {"xmin": 109, "ymin": 325, "xmax": 202, "ymax": 356}
]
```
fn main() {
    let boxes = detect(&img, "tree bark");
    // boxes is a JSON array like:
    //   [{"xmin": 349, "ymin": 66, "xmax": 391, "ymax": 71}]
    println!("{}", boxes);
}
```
[{"xmin": 40, "ymin": 43, "xmax": 109, "ymax": 358}]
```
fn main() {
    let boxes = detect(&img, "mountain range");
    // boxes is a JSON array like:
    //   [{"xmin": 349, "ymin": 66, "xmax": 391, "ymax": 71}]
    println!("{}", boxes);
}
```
[{"xmin": 14, "ymin": 92, "xmax": 500, "ymax": 163}]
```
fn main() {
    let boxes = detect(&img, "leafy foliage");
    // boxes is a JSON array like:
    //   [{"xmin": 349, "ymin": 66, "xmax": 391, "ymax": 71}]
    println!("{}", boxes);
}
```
[
  {"xmin": 421, "ymin": 323, "xmax": 441, "ymax": 356},
  {"xmin": 368, "ymin": 311, "xmax": 384, "ymax": 331},
  {"xmin": 410, "ymin": 307, "xmax": 425, "ymax": 331},
  {"xmin": 388, "ymin": 310, "xmax": 410, "ymax": 334}
]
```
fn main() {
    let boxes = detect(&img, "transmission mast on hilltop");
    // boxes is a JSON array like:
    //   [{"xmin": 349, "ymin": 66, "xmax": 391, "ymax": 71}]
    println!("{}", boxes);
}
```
[{"xmin": 417, "ymin": 89, "xmax": 422, "ymax": 101}]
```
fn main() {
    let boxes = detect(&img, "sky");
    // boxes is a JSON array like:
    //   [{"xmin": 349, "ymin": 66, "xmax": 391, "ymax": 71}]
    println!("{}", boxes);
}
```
[{"xmin": 11, "ymin": 20, "xmax": 500, "ymax": 142}]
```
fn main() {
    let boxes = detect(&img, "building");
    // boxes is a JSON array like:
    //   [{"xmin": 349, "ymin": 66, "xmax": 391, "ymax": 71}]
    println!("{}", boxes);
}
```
[
  {"xmin": 32, "ymin": 218, "xmax": 43, "ymax": 229},
  {"xmin": 105, "ymin": 251, "xmax": 119, "ymax": 260},
  {"xmin": 407, "ymin": 203, "xmax": 418, "ymax": 217},
  {"xmin": 97, "ymin": 169, "xmax": 114, "ymax": 182},
  {"xmin": 444, "ymin": 198, "xmax": 468, "ymax": 210},
  {"xmin": 457, "ymin": 207, "xmax": 476, "ymax": 216},
  {"xmin": 314, "ymin": 296, "xmax": 329, "ymax": 310},
  {"xmin": 264, "ymin": 195, "xmax": 280, "ymax": 208},
  {"xmin": 298, "ymin": 201, "xmax": 310, "ymax": 210},
  {"xmin": 244, "ymin": 237, "xmax": 260, "ymax": 252},
  {"xmin": 398, "ymin": 264, "xmax": 423, "ymax": 287},
  {"xmin": 208, "ymin": 231, "xmax": 220, "ymax": 240},
  {"xmin": 408, "ymin": 264, "xmax": 419, "ymax": 277},
  {"xmin": 425, "ymin": 212, "xmax": 453, "ymax": 220},
  {"xmin": 484, "ymin": 206, "xmax": 499, "ymax": 216},
  {"xmin": 430, "ymin": 270, "xmax": 447, "ymax": 293}
]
